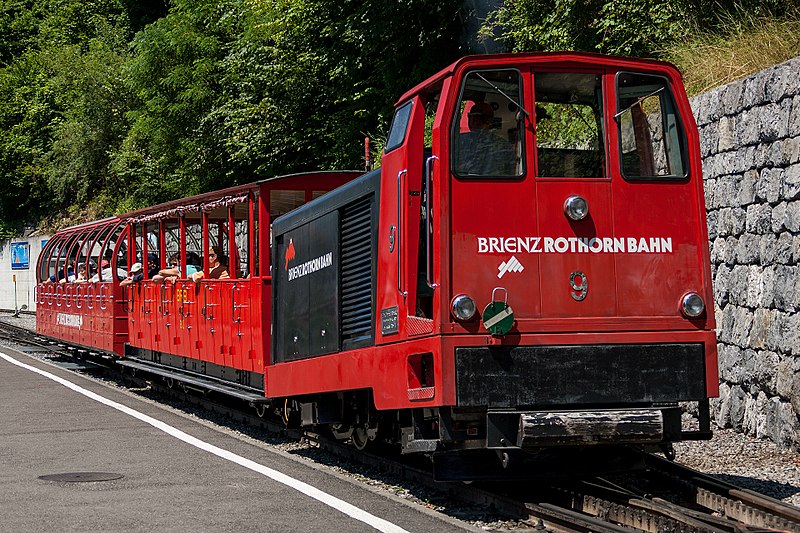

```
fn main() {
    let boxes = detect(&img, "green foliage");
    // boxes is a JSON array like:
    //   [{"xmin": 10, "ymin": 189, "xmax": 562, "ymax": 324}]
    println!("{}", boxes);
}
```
[
  {"xmin": 1, "ymin": 0, "xmax": 798, "ymax": 234},
  {"xmin": 485, "ymin": 0, "xmax": 690, "ymax": 57},
  {"xmin": 486, "ymin": 0, "xmax": 800, "ymax": 58}
]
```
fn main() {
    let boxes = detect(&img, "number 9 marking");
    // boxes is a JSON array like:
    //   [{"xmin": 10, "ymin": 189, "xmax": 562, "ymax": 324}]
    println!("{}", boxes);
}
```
[{"xmin": 570, "ymin": 271, "xmax": 588, "ymax": 301}]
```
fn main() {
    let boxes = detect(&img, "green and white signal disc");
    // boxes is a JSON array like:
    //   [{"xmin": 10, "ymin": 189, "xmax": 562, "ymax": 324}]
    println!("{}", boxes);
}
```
[{"xmin": 482, "ymin": 301, "xmax": 514, "ymax": 336}]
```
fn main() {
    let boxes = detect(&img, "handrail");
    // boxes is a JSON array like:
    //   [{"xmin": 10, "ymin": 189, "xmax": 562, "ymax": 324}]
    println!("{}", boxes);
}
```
[
  {"xmin": 396, "ymin": 169, "xmax": 408, "ymax": 299},
  {"xmin": 201, "ymin": 283, "xmax": 216, "ymax": 321},
  {"xmin": 159, "ymin": 283, "xmax": 170, "ymax": 316},
  {"xmin": 178, "ymin": 280, "xmax": 194, "ymax": 319},
  {"xmin": 99, "ymin": 283, "xmax": 108, "ymax": 310},
  {"xmin": 424, "ymin": 155, "xmax": 439, "ymax": 290}
]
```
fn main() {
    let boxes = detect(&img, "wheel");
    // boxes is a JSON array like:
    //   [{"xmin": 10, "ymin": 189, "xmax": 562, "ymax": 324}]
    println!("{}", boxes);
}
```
[{"xmin": 351, "ymin": 425, "xmax": 370, "ymax": 451}]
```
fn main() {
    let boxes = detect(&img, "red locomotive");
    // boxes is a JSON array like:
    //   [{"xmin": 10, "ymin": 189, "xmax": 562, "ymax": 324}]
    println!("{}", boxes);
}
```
[{"xmin": 36, "ymin": 52, "xmax": 718, "ymax": 480}]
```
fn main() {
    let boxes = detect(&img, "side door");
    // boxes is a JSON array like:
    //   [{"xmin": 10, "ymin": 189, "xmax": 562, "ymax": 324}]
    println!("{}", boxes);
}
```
[{"xmin": 375, "ymin": 97, "xmax": 425, "ymax": 343}]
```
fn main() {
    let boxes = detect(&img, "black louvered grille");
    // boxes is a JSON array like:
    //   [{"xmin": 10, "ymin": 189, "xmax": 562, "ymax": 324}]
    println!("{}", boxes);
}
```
[{"xmin": 340, "ymin": 197, "xmax": 373, "ymax": 344}]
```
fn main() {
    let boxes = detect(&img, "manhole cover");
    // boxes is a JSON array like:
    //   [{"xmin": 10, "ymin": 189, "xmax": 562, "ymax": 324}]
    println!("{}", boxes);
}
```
[{"xmin": 38, "ymin": 472, "xmax": 124, "ymax": 483}]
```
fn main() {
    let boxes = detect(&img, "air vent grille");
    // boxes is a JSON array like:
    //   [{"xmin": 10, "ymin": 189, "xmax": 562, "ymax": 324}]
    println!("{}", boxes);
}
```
[{"xmin": 340, "ymin": 196, "xmax": 373, "ymax": 347}]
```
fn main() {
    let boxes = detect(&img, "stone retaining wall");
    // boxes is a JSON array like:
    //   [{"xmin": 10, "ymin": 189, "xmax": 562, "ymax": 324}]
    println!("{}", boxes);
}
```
[{"xmin": 691, "ymin": 57, "xmax": 800, "ymax": 448}]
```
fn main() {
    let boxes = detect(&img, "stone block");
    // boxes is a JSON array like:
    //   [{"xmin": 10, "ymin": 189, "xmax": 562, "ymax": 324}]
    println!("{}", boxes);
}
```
[
  {"xmin": 736, "ymin": 234, "xmax": 760, "ymax": 265},
  {"xmin": 748, "ymin": 308, "xmax": 774, "ymax": 349},
  {"xmin": 700, "ymin": 124, "xmax": 718, "ymax": 158},
  {"xmin": 729, "ymin": 385, "xmax": 748, "ymax": 430},
  {"xmin": 758, "ymin": 102, "xmax": 788, "ymax": 143},
  {"xmin": 728, "ymin": 266, "xmax": 749, "ymax": 305},
  {"xmin": 788, "ymin": 313, "xmax": 800, "ymax": 356},
  {"xmin": 725, "ymin": 236, "xmax": 739, "ymax": 264},
  {"xmin": 768, "ymin": 139, "xmax": 786, "ymax": 167},
  {"xmin": 717, "ymin": 304, "xmax": 735, "ymax": 344},
  {"xmin": 785, "ymin": 163, "xmax": 800, "ymax": 201},
  {"xmin": 773, "ymin": 268, "xmax": 794, "ymax": 311},
  {"xmin": 716, "ymin": 175, "xmax": 736, "ymax": 208},
  {"xmin": 731, "ymin": 208, "xmax": 746, "ymax": 235},
  {"xmin": 777, "ymin": 357, "xmax": 795, "ymax": 399},
  {"xmin": 760, "ymin": 267, "xmax": 776, "ymax": 307},
  {"xmin": 755, "ymin": 167, "xmax": 784, "ymax": 203},
  {"xmin": 706, "ymin": 210, "xmax": 718, "ymax": 240},
  {"xmin": 722, "ymin": 82, "xmax": 745, "ymax": 115},
  {"xmin": 710, "ymin": 236, "xmax": 726, "ymax": 264},
  {"xmin": 794, "ymin": 235, "xmax": 800, "ymax": 264},
  {"xmin": 754, "ymin": 350, "xmax": 779, "ymax": 395},
  {"xmin": 713, "ymin": 263, "xmax": 730, "ymax": 306},
  {"xmin": 786, "ymin": 200, "xmax": 800, "ymax": 232},
  {"xmin": 719, "ymin": 343, "xmax": 744, "ymax": 382},
  {"xmin": 718, "ymin": 115, "xmax": 736, "ymax": 152},
  {"xmin": 743, "ymin": 73, "xmax": 768, "ymax": 110},
  {"xmin": 743, "ymin": 390, "xmax": 768, "ymax": 437},
  {"xmin": 733, "ymin": 305, "xmax": 754, "ymax": 347},
  {"xmin": 739, "ymin": 169, "xmax": 758, "ymax": 205},
  {"xmin": 746, "ymin": 204, "xmax": 772, "ymax": 234},
  {"xmin": 775, "ymin": 232, "xmax": 793, "ymax": 264},
  {"xmin": 768, "ymin": 58, "xmax": 800, "ymax": 101},
  {"xmin": 772, "ymin": 202, "xmax": 787, "ymax": 233},
  {"xmin": 790, "ymin": 95, "xmax": 800, "ymax": 137},
  {"xmin": 782, "ymin": 136, "xmax": 800, "ymax": 165},
  {"xmin": 759, "ymin": 234, "xmax": 777, "ymax": 264},
  {"xmin": 771, "ymin": 400, "xmax": 800, "ymax": 448},
  {"xmin": 704, "ymin": 178, "xmax": 716, "ymax": 210},
  {"xmin": 714, "ymin": 381, "xmax": 732, "ymax": 427},
  {"xmin": 737, "ymin": 107, "xmax": 759, "ymax": 146}
]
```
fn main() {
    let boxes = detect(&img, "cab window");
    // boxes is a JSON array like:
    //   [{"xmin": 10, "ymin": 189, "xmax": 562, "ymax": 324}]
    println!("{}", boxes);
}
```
[
  {"xmin": 616, "ymin": 72, "xmax": 687, "ymax": 179},
  {"xmin": 452, "ymin": 69, "xmax": 523, "ymax": 178},
  {"xmin": 535, "ymin": 72, "xmax": 604, "ymax": 178},
  {"xmin": 385, "ymin": 101, "xmax": 413, "ymax": 153}
]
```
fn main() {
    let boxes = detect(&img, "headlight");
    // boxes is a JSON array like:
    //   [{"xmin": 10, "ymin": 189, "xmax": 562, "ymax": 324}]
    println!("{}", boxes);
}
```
[
  {"xmin": 563, "ymin": 195, "xmax": 589, "ymax": 221},
  {"xmin": 681, "ymin": 292, "xmax": 705, "ymax": 317},
  {"xmin": 451, "ymin": 294, "xmax": 477, "ymax": 321}
]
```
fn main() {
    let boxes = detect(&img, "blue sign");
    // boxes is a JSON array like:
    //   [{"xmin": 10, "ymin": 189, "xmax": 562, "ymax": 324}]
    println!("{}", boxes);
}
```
[{"xmin": 11, "ymin": 242, "xmax": 29, "ymax": 270}]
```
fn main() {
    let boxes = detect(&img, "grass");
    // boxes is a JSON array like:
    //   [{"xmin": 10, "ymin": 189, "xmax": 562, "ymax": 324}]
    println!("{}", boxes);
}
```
[{"xmin": 665, "ymin": 13, "xmax": 800, "ymax": 96}]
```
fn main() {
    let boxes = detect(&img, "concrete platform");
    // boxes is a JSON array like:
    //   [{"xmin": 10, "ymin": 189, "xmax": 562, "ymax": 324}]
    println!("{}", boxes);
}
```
[{"xmin": 0, "ymin": 347, "xmax": 472, "ymax": 532}]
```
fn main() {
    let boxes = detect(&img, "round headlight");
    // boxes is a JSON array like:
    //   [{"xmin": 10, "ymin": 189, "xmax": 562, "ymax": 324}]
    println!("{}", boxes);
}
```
[
  {"xmin": 681, "ymin": 292, "xmax": 705, "ymax": 317},
  {"xmin": 451, "ymin": 294, "xmax": 477, "ymax": 321},
  {"xmin": 564, "ymin": 195, "xmax": 589, "ymax": 221}
]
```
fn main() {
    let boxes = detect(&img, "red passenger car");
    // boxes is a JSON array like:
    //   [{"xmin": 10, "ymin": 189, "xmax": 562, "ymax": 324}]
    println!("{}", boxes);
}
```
[{"xmin": 37, "ymin": 53, "xmax": 717, "ymax": 480}]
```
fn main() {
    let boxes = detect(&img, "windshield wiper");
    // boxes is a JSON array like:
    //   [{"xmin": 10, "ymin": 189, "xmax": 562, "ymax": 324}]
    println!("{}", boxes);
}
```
[
  {"xmin": 613, "ymin": 86, "xmax": 665, "ymax": 120},
  {"xmin": 476, "ymin": 73, "xmax": 530, "ymax": 121}
]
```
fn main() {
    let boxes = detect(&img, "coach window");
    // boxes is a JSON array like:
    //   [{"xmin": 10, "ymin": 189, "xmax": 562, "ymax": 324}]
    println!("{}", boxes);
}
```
[
  {"xmin": 185, "ymin": 215, "xmax": 202, "ymax": 272},
  {"xmin": 534, "ymin": 72, "xmax": 604, "ymax": 178},
  {"xmin": 616, "ymin": 72, "xmax": 687, "ymax": 179},
  {"xmin": 452, "ymin": 69, "xmax": 523, "ymax": 178},
  {"xmin": 232, "ymin": 202, "xmax": 249, "ymax": 278}
]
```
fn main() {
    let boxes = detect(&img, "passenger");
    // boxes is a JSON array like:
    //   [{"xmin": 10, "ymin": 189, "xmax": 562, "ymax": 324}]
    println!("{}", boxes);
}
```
[
  {"xmin": 120, "ymin": 262, "xmax": 144, "ymax": 287},
  {"xmin": 58, "ymin": 262, "xmax": 76, "ymax": 284},
  {"xmin": 146, "ymin": 253, "xmax": 160, "ymax": 278},
  {"xmin": 456, "ymin": 101, "xmax": 515, "ymax": 176},
  {"xmin": 152, "ymin": 253, "xmax": 199, "ymax": 283},
  {"xmin": 74, "ymin": 264, "xmax": 88, "ymax": 283},
  {"xmin": 191, "ymin": 246, "xmax": 230, "ymax": 281},
  {"xmin": 89, "ymin": 259, "xmax": 127, "ymax": 282}
]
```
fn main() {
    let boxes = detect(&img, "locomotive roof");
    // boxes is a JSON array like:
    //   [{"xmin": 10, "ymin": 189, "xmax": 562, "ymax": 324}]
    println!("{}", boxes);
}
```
[{"xmin": 395, "ymin": 51, "xmax": 682, "ymax": 106}]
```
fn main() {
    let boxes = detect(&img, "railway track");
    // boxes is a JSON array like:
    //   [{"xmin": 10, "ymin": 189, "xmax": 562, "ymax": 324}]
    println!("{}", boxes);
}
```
[{"xmin": 2, "ymin": 320, "xmax": 798, "ymax": 532}]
